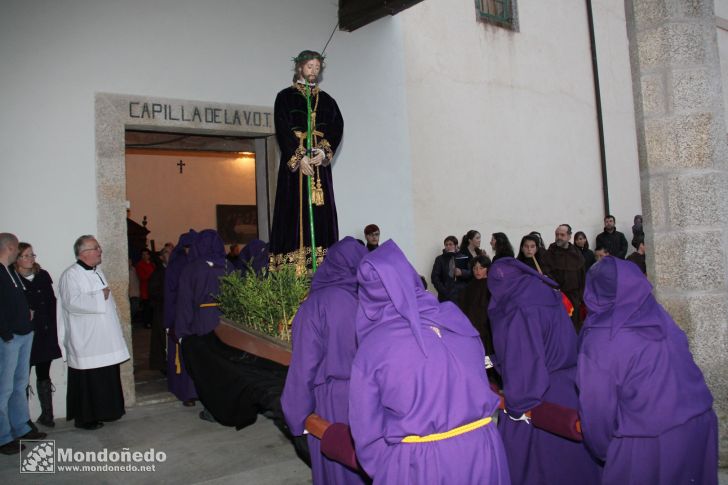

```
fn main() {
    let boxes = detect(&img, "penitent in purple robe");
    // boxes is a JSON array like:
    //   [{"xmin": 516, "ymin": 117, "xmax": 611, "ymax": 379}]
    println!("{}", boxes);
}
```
[
  {"xmin": 175, "ymin": 230, "xmax": 227, "ymax": 339},
  {"xmin": 281, "ymin": 237, "xmax": 368, "ymax": 485},
  {"xmin": 349, "ymin": 241, "xmax": 510, "ymax": 485},
  {"xmin": 487, "ymin": 257, "xmax": 600, "ymax": 485},
  {"xmin": 577, "ymin": 257, "xmax": 718, "ymax": 485},
  {"xmin": 165, "ymin": 230, "xmax": 198, "ymax": 402}
]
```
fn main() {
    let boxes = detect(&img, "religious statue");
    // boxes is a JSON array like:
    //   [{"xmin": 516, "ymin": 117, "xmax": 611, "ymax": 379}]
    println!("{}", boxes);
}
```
[{"xmin": 269, "ymin": 50, "xmax": 344, "ymax": 272}]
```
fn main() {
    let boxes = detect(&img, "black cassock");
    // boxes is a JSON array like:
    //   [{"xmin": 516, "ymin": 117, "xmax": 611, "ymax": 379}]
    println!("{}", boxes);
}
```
[{"xmin": 269, "ymin": 84, "xmax": 344, "ymax": 271}]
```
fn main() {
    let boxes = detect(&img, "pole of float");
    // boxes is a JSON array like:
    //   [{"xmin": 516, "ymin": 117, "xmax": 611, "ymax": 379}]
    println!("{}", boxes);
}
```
[{"xmin": 305, "ymin": 81, "xmax": 318, "ymax": 272}]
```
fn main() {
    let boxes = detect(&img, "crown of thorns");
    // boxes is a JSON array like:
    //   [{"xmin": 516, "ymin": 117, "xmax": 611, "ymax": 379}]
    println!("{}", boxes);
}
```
[{"xmin": 292, "ymin": 51, "xmax": 325, "ymax": 64}]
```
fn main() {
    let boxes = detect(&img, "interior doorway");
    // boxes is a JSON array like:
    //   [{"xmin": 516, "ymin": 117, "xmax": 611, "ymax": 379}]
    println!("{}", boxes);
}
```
[{"xmin": 124, "ymin": 130, "xmax": 270, "ymax": 403}]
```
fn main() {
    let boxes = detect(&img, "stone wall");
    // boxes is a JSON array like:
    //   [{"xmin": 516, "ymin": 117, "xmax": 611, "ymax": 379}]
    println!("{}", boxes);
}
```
[{"xmin": 625, "ymin": 0, "xmax": 728, "ymax": 464}]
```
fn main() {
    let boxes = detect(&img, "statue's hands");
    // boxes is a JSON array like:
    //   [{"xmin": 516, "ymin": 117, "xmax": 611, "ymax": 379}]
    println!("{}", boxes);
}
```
[
  {"xmin": 310, "ymin": 148, "xmax": 325, "ymax": 166},
  {"xmin": 300, "ymin": 156, "xmax": 314, "ymax": 176}
]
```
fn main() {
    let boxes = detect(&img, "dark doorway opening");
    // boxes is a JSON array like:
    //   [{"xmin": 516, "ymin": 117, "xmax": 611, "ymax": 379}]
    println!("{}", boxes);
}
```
[{"xmin": 124, "ymin": 129, "xmax": 272, "ymax": 404}]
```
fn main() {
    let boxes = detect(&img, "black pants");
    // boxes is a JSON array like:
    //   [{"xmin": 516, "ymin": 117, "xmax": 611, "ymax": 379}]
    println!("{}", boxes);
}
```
[{"xmin": 32, "ymin": 360, "xmax": 52, "ymax": 381}]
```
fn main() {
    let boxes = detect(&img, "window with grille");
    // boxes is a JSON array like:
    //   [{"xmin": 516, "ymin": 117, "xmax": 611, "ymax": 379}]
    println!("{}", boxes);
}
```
[{"xmin": 476, "ymin": 0, "xmax": 517, "ymax": 30}]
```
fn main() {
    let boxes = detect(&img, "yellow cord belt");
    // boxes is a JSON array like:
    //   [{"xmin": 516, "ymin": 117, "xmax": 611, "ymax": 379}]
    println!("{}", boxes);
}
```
[
  {"xmin": 175, "ymin": 343, "xmax": 181, "ymax": 374},
  {"xmin": 401, "ymin": 417, "xmax": 492, "ymax": 443}
]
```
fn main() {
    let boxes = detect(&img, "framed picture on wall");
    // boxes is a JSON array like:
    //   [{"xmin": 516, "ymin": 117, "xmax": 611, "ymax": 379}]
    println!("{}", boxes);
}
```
[{"xmin": 216, "ymin": 204, "xmax": 258, "ymax": 244}]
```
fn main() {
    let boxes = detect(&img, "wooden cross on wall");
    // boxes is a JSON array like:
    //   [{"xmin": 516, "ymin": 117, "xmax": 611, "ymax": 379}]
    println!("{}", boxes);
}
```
[{"xmin": 177, "ymin": 160, "xmax": 186, "ymax": 174}]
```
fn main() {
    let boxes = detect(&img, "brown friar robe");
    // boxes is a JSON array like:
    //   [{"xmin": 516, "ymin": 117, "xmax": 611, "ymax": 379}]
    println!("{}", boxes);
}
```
[{"xmin": 545, "ymin": 243, "xmax": 585, "ymax": 332}]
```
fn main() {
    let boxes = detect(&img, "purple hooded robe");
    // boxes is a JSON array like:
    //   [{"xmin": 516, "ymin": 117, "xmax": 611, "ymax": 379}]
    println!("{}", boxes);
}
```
[
  {"xmin": 577, "ymin": 257, "xmax": 718, "ymax": 484},
  {"xmin": 165, "ymin": 230, "xmax": 198, "ymax": 402},
  {"xmin": 281, "ymin": 236, "xmax": 368, "ymax": 485},
  {"xmin": 487, "ymin": 257, "xmax": 600, "ymax": 485},
  {"xmin": 233, "ymin": 239, "xmax": 269, "ymax": 275},
  {"xmin": 175, "ymin": 230, "xmax": 227, "ymax": 339},
  {"xmin": 349, "ymin": 241, "xmax": 510, "ymax": 485}
]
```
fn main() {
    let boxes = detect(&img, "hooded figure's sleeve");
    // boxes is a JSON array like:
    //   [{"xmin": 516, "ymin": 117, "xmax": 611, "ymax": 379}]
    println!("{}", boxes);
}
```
[
  {"xmin": 281, "ymin": 299, "xmax": 324, "ymax": 435},
  {"xmin": 349, "ymin": 360, "xmax": 387, "ymax": 479},
  {"xmin": 494, "ymin": 308, "xmax": 550, "ymax": 415},
  {"xmin": 576, "ymin": 347, "xmax": 617, "ymax": 461}
]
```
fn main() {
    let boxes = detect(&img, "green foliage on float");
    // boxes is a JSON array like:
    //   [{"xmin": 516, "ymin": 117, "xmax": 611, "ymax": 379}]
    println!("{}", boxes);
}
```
[{"xmin": 216, "ymin": 264, "xmax": 310, "ymax": 343}]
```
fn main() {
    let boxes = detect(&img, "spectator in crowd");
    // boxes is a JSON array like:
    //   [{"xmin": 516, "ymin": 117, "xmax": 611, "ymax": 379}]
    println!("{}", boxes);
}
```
[
  {"xmin": 431, "ymin": 235, "xmax": 468, "ymax": 302},
  {"xmin": 573, "ymin": 231, "xmax": 596, "ymax": 271},
  {"xmin": 488, "ymin": 257, "xmax": 600, "ymax": 485},
  {"xmin": 517, "ymin": 234, "xmax": 552, "ymax": 276},
  {"xmin": 281, "ymin": 237, "xmax": 369, "ymax": 485},
  {"xmin": 58, "ymin": 235, "xmax": 130, "ymax": 430},
  {"xmin": 457, "ymin": 254, "xmax": 500, "ymax": 386},
  {"xmin": 594, "ymin": 245, "xmax": 610, "ymax": 262},
  {"xmin": 596, "ymin": 215, "xmax": 628, "ymax": 259},
  {"xmin": 631, "ymin": 214, "xmax": 643, "ymax": 249},
  {"xmin": 128, "ymin": 258, "xmax": 140, "ymax": 323},
  {"xmin": 147, "ymin": 247, "xmax": 169, "ymax": 372},
  {"xmin": 490, "ymin": 232, "xmax": 515, "ymax": 262},
  {"xmin": 577, "ymin": 257, "xmax": 717, "ymax": 484},
  {"xmin": 626, "ymin": 235, "xmax": 646, "ymax": 275},
  {"xmin": 0, "ymin": 233, "xmax": 46, "ymax": 455},
  {"xmin": 349, "ymin": 241, "xmax": 510, "ymax": 484},
  {"xmin": 363, "ymin": 224, "xmax": 380, "ymax": 252},
  {"xmin": 163, "ymin": 242, "xmax": 175, "ymax": 254},
  {"xmin": 547, "ymin": 224, "xmax": 586, "ymax": 331},
  {"xmin": 135, "ymin": 248, "xmax": 155, "ymax": 328},
  {"xmin": 529, "ymin": 231, "xmax": 546, "ymax": 250},
  {"xmin": 14, "ymin": 243, "xmax": 62, "ymax": 428},
  {"xmin": 459, "ymin": 230, "xmax": 484, "ymax": 279}
]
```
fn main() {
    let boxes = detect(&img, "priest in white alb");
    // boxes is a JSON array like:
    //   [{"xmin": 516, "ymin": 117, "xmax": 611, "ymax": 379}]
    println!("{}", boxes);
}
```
[{"xmin": 57, "ymin": 235, "xmax": 130, "ymax": 430}]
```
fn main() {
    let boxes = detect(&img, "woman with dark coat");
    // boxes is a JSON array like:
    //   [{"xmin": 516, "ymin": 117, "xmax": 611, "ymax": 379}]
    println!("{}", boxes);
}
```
[
  {"xmin": 430, "ymin": 235, "xmax": 468, "ymax": 302},
  {"xmin": 457, "ymin": 254, "xmax": 501, "ymax": 387},
  {"xmin": 14, "ymin": 243, "xmax": 62, "ymax": 427},
  {"xmin": 573, "ymin": 231, "xmax": 596, "ymax": 272}
]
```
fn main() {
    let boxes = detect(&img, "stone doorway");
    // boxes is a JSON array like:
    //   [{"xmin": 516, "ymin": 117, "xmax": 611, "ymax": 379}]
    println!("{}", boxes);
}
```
[{"xmin": 95, "ymin": 93, "xmax": 276, "ymax": 406}]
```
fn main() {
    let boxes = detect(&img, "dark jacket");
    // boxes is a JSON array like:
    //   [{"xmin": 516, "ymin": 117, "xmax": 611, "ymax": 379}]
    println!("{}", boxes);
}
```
[
  {"xmin": 0, "ymin": 263, "xmax": 32, "ymax": 341},
  {"xmin": 596, "ymin": 228, "xmax": 628, "ymax": 259},
  {"xmin": 19, "ymin": 269, "xmax": 62, "ymax": 364},
  {"xmin": 457, "ymin": 247, "xmax": 481, "ymax": 281},
  {"xmin": 546, "ymin": 243, "xmax": 586, "ymax": 330},
  {"xmin": 626, "ymin": 252, "xmax": 647, "ymax": 275},
  {"xmin": 577, "ymin": 246, "xmax": 596, "ymax": 272},
  {"xmin": 430, "ymin": 251, "xmax": 468, "ymax": 302}
]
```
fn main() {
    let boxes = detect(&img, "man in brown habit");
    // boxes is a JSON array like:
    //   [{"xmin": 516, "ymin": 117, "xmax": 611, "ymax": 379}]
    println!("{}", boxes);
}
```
[{"xmin": 546, "ymin": 224, "xmax": 586, "ymax": 332}]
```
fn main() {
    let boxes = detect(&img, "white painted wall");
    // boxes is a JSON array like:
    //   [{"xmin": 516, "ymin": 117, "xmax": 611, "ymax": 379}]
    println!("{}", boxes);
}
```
[
  {"xmin": 1, "ymin": 0, "xmax": 643, "ymax": 417},
  {"xmin": 126, "ymin": 151, "xmax": 257, "ymax": 247},
  {"xmin": 398, "ymin": 0, "xmax": 642, "ymax": 277},
  {"xmin": 0, "ymin": 0, "xmax": 412, "ymax": 417}
]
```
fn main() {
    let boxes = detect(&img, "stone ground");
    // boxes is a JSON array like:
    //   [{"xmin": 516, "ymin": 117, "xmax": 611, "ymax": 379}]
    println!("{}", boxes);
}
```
[
  {"xmin": 1, "ymin": 400, "xmax": 725, "ymax": 484},
  {"xmin": 2, "ymin": 325, "xmax": 725, "ymax": 483},
  {"xmin": 0, "ymin": 400, "xmax": 311, "ymax": 484}
]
